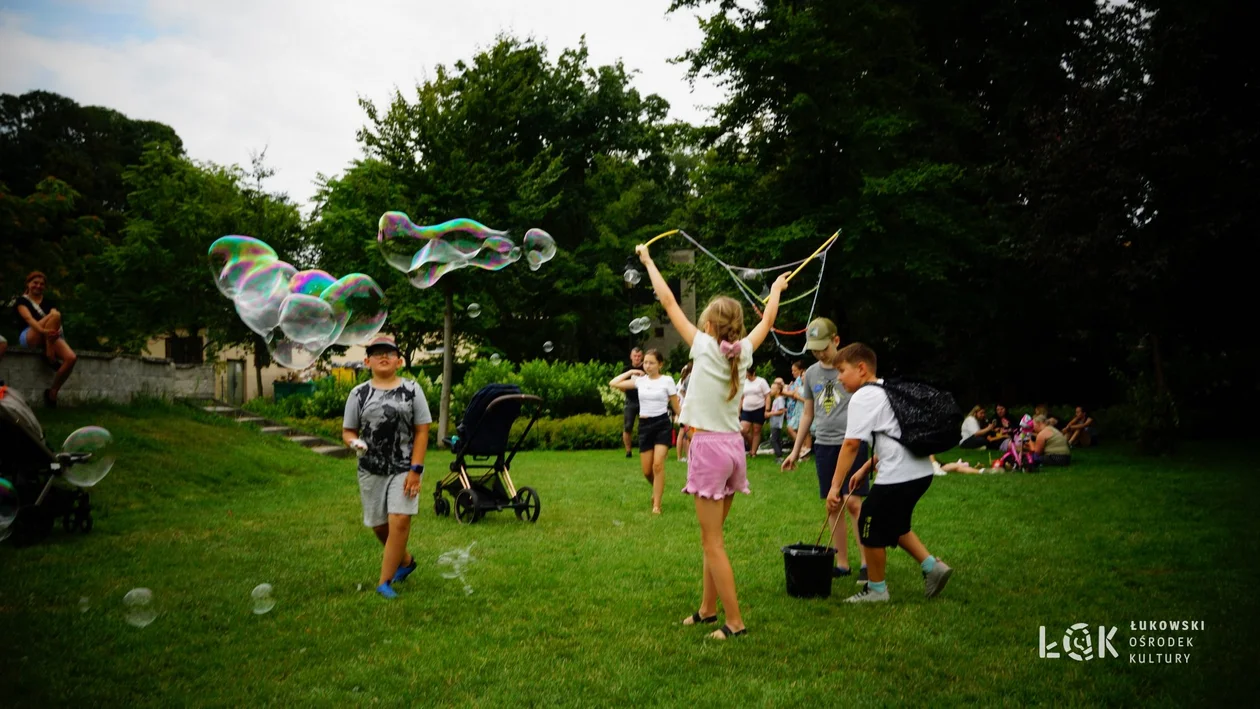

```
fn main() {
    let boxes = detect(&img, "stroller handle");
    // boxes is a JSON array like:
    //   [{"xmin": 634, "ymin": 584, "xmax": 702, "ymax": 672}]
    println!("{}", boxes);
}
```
[{"xmin": 484, "ymin": 394, "xmax": 543, "ymax": 413}]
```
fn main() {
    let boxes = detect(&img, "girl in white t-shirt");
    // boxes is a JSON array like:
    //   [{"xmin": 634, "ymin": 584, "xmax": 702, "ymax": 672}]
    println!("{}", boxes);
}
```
[
  {"xmin": 610, "ymin": 349, "xmax": 681, "ymax": 514},
  {"xmin": 634, "ymin": 242, "xmax": 788, "ymax": 641}
]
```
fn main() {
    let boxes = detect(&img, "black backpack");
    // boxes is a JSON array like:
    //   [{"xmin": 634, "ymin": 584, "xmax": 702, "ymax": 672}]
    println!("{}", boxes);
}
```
[{"xmin": 862, "ymin": 379, "xmax": 961, "ymax": 457}]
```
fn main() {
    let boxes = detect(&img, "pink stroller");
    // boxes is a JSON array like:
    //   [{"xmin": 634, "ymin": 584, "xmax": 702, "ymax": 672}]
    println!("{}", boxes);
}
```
[{"xmin": 994, "ymin": 415, "xmax": 1038, "ymax": 472}]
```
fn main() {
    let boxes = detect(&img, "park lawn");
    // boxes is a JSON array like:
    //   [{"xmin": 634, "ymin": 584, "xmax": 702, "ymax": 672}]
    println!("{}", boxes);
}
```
[{"xmin": 2, "ymin": 401, "xmax": 1257, "ymax": 707}]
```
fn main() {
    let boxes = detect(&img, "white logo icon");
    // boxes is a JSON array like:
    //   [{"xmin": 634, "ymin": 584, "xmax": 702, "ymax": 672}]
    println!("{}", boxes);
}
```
[{"xmin": 1040, "ymin": 624, "xmax": 1118, "ymax": 661}]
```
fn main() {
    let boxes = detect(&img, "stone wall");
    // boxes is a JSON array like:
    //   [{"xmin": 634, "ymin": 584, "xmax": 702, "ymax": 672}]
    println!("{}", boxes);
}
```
[{"xmin": 0, "ymin": 346, "xmax": 215, "ymax": 407}]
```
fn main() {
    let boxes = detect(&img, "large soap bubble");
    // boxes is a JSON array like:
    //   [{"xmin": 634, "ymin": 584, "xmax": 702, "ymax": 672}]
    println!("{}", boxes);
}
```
[
  {"xmin": 61, "ymin": 427, "xmax": 115, "ymax": 487},
  {"xmin": 208, "ymin": 236, "xmax": 387, "ymax": 369},
  {"xmin": 378, "ymin": 212, "xmax": 558, "ymax": 288},
  {"xmin": 252, "ymin": 583, "xmax": 275, "ymax": 615}
]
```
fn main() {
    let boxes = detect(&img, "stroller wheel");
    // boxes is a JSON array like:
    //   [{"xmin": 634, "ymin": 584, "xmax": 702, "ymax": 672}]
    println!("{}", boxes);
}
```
[
  {"xmin": 454, "ymin": 488, "xmax": 482, "ymax": 525},
  {"xmin": 434, "ymin": 496, "xmax": 451, "ymax": 518},
  {"xmin": 513, "ymin": 486, "xmax": 541, "ymax": 523}
]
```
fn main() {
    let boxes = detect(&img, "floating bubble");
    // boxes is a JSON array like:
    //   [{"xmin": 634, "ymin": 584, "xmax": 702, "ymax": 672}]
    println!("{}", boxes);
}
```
[
  {"xmin": 379, "ymin": 212, "xmax": 543, "ymax": 288},
  {"xmin": 629, "ymin": 316, "xmax": 652, "ymax": 334},
  {"xmin": 467, "ymin": 303, "xmax": 481, "ymax": 319},
  {"xmin": 524, "ymin": 229, "xmax": 556, "ymax": 271},
  {"xmin": 252, "ymin": 583, "xmax": 275, "ymax": 615},
  {"xmin": 612, "ymin": 520, "xmax": 623, "ymax": 527},
  {"xmin": 437, "ymin": 542, "xmax": 477, "ymax": 596},
  {"xmin": 61, "ymin": 427, "xmax": 115, "ymax": 488},
  {"xmin": 490, "ymin": 354, "xmax": 502, "ymax": 364},
  {"xmin": 123, "ymin": 588, "xmax": 157, "ymax": 628},
  {"xmin": 542, "ymin": 341, "xmax": 554, "ymax": 353},
  {"xmin": 623, "ymin": 268, "xmax": 642, "ymax": 285},
  {"xmin": 208, "ymin": 236, "xmax": 388, "ymax": 369},
  {"xmin": 740, "ymin": 268, "xmax": 759, "ymax": 281},
  {"xmin": 79, "ymin": 597, "xmax": 90, "ymax": 613}
]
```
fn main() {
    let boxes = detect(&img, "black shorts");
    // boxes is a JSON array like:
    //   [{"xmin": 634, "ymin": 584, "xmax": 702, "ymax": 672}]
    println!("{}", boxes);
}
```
[
  {"xmin": 814, "ymin": 442, "xmax": 870, "ymax": 499},
  {"xmin": 858, "ymin": 475, "xmax": 933, "ymax": 548},
  {"xmin": 739, "ymin": 408, "xmax": 766, "ymax": 425},
  {"xmin": 638, "ymin": 414, "xmax": 672, "ymax": 452},
  {"xmin": 623, "ymin": 403, "xmax": 640, "ymax": 433}
]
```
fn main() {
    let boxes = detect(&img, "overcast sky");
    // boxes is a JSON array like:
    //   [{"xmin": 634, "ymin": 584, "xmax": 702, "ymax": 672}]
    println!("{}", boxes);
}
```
[{"xmin": 0, "ymin": 0, "xmax": 727, "ymax": 209}]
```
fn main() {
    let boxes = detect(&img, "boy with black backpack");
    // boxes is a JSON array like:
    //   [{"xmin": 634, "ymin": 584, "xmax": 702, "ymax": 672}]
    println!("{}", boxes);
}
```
[{"xmin": 824, "ymin": 342, "xmax": 955, "ymax": 603}]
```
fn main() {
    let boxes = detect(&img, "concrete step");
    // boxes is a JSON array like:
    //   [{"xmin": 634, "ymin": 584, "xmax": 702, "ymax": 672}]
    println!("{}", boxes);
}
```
[
  {"xmin": 312, "ymin": 445, "xmax": 353, "ymax": 458},
  {"xmin": 203, "ymin": 406, "xmax": 237, "ymax": 413},
  {"xmin": 260, "ymin": 426, "xmax": 291, "ymax": 435},
  {"xmin": 287, "ymin": 435, "xmax": 326, "ymax": 448},
  {"xmin": 235, "ymin": 417, "xmax": 265, "ymax": 424}
]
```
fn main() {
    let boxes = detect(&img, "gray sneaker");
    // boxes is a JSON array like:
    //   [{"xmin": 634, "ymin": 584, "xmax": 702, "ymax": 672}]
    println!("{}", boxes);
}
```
[
  {"xmin": 844, "ymin": 584, "xmax": 890, "ymax": 603},
  {"xmin": 923, "ymin": 560, "xmax": 953, "ymax": 598}
]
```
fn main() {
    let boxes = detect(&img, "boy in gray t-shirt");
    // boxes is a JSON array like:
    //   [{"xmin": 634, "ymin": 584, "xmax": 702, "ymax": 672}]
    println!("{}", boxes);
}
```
[
  {"xmin": 781, "ymin": 317, "xmax": 870, "ymax": 580},
  {"xmin": 342, "ymin": 335, "xmax": 432, "ymax": 600}
]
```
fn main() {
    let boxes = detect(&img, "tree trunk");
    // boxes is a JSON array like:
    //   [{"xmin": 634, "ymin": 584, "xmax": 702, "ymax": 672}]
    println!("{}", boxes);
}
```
[
  {"xmin": 1150, "ymin": 332, "xmax": 1166, "ymax": 397},
  {"xmin": 437, "ymin": 282, "xmax": 454, "ymax": 448}
]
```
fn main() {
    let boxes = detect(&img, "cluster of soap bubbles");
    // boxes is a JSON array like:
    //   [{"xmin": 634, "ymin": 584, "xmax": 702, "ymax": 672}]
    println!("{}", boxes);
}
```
[
  {"xmin": 209, "ymin": 236, "xmax": 387, "ymax": 369},
  {"xmin": 0, "ymin": 478, "xmax": 16, "ymax": 543},
  {"xmin": 377, "ymin": 213, "xmax": 557, "ymax": 289},
  {"xmin": 437, "ymin": 542, "xmax": 478, "ymax": 595},
  {"xmin": 629, "ymin": 316, "xmax": 652, "ymax": 334}
]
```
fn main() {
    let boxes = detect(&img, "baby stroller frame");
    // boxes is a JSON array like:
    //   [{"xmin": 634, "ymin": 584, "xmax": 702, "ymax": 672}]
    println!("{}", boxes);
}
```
[
  {"xmin": 434, "ymin": 384, "xmax": 543, "ymax": 524},
  {"xmin": 0, "ymin": 386, "xmax": 97, "ymax": 545}
]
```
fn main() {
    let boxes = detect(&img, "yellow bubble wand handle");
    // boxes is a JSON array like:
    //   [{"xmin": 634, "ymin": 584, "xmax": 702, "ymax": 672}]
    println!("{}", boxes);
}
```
[
  {"xmin": 644, "ymin": 229, "xmax": 679, "ymax": 248},
  {"xmin": 784, "ymin": 230, "xmax": 839, "ymax": 283}
]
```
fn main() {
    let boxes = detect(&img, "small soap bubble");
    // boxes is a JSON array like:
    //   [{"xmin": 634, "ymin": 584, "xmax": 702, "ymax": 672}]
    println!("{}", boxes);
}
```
[
  {"xmin": 612, "ymin": 520, "xmax": 624, "ymax": 527},
  {"xmin": 123, "ymin": 588, "xmax": 157, "ymax": 628},
  {"xmin": 490, "ymin": 354, "xmax": 501, "ymax": 364},
  {"xmin": 623, "ymin": 268, "xmax": 642, "ymax": 285},
  {"xmin": 251, "ymin": 583, "xmax": 275, "ymax": 615},
  {"xmin": 543, "ymin": 341, "xmax": 554, "ymax": 353},
  {"xmin": 467, "ymin": 303, "xmax": 481, "ymax": 319},
  {"xmin": 61, "ymin": 427, "xmax": 115, "ymax": 488},
  {"xmin": 79, "ymin": 597, "xmax": 90, "ymax": 614}
]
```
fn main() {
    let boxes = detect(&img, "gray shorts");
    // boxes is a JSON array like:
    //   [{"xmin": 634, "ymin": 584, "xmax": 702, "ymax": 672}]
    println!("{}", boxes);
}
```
[{"xmin": 358, "ymin": 469, "xmax": 419, "ymax": 527}]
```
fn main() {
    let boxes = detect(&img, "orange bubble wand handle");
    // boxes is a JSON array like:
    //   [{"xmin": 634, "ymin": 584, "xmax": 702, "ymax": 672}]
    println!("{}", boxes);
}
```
[{"xmin": 784, "ymin": 230, "xmax": 839, "ymax": 283}]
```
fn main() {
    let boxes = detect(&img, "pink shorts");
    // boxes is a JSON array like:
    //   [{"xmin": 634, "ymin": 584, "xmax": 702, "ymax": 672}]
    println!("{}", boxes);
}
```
[{"xmin": 681, "ymin": 431, "xmax": 749, "ymax": 500}]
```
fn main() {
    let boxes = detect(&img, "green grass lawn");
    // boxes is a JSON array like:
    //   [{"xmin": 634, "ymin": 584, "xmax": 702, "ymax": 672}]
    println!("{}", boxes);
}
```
[{"xmin": 2, "ymin": 401, "xmax": 1257, "ymax": 707}]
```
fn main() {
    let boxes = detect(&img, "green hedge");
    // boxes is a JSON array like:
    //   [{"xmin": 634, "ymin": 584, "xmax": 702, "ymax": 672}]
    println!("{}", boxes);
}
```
[{"xmin": 258, "ymin": 412, "xmax": 622, "ymax": 452}]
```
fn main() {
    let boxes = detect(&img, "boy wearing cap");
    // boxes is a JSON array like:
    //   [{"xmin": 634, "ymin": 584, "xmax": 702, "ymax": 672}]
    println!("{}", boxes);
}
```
[
  {"xmin": 342, "ymin": 335, "xmax": 432, "ymax": 599},
  {"xmin": 781, "ymin": 317, "xmax": 870, "ymax": 581}
]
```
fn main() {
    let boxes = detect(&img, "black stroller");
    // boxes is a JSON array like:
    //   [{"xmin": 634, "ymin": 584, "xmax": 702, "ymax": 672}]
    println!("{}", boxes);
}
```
[
  {"xmin": 434, "ymin": 383, "xmax": 542, "ymax": 524},
  {"xmin": 0, "ymin": 385, "xmax": 103, "ymax": 545}
]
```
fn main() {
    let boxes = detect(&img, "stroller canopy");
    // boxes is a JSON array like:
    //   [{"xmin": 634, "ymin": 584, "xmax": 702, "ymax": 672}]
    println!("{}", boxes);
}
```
[{"xmin": 456, "ymin": 383, "xmax": 525, "ymax": 457}]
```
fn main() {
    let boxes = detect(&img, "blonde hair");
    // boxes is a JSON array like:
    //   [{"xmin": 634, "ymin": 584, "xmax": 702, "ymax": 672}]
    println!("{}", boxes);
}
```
[
  {"xmin": 698, "ymin": 296, "xmax": 747, "ymax": 401},
  {"xmin": 967, "ymin": 405, "xmax": 984, "ymax": 419}
]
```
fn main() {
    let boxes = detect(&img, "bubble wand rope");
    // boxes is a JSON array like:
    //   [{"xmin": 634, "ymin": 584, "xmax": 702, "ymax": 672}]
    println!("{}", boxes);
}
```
[{"xmin": 785, "ymin": 230, "xmax": 839, "ymax": 283}]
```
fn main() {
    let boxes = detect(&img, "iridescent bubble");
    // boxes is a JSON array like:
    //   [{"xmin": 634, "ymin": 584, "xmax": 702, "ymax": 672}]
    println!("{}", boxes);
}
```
[
  {"xmin": 624, "ymin": 268, "xmax": 642, "ymax": 285},
  {"xmin": 543, "ymin": 341, "xmax": 554, "ymax": 353},
  {"xmin": 322, "ymin": 274, "xmax": 387, "ymax": 346},
  {"xmin": 123, "ymin": 588, "xmax": 157, "ymax": 628},
  {"xmin": 466, "ymin": 303, "xmax": 481, "ymax": 319},
  {"xmin": 490, "ymin": 354, "xmax": 502, "ymax": 364},
  {"xmin": 524, "ymin": 229, "xmax": 556, "ymax": 271},
  {"xmin": 629, "ymin": 316, "xmax": 652, "ymax": 335},
  {"xmin": 0, "ymin": 478, "xmax": 18, "ymax": 533},
  {"xmin": 379, "ymin": 213, "xmax": 516, "ymax": 289},
  {"xmin": 252, "ymin": 583, "xmax": 275, "ymax": 615},
  {"xmin": 61, "ymin": 427, "xmax": 115, "ymax": 487},
  {"xmin": 209, "ymin": 236, "xmax": 388, "ymax": 368}
]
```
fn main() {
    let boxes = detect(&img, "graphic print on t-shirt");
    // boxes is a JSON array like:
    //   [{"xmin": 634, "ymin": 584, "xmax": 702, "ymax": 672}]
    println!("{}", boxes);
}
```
[
  {"xmin": 356, "ymin": 384, "xmax": 418, "ymax": 476},
  {"xmin": 816, "ymin": 378, "xmax": 847, "ymax": 416}
]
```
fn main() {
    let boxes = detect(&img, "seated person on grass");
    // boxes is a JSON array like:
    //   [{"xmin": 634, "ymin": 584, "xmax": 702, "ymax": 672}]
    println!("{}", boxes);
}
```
[
  {"xmin": 959, "ymin": 406, "xmax": 1002, "ymax": 449},
  {"xmin": 1061, "ymin": 406, "xmax": 1095, "ymax": 447},
  {"xmin": 1028, "ymin": 415, "xmax": 1071, "ymax": 467}
]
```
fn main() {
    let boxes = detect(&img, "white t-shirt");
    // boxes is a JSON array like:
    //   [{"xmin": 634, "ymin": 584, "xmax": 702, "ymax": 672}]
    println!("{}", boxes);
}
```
[
  {"xmin": 740, "ymin": 376, "xmax": 771, "ymax": 412},
  {"xmin": 844, "ymin": 379, "xmax": 934, "ymax": 486},
  {"xmin": 634, "ymin": 374, "xmax": 677, "ymax": 418},
  {"xmin": 679, "ymin": 332, "xmax": 753, "ymax": 433},
  {"xmin": 960, "ymin": 416, "xmax": 980, "ymax": 443}
]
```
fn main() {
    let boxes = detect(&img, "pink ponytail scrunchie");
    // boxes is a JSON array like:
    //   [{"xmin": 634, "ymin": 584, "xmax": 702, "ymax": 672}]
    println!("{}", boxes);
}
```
[{"xmin": 719, "ymin": 340, "xmax": 742, "ymax": 360}]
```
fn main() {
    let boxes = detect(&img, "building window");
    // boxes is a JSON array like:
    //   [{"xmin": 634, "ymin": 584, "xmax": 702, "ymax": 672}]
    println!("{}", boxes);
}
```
[
  {"xmin": 655, "ymin": 327, "xmax": 665, "ymax": 338},
  {"xmin": 166, "ymin": 335, "xmax": 204, "ymax": 364}
]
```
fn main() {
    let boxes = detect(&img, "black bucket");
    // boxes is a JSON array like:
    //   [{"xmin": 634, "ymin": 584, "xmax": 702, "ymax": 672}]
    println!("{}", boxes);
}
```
[{"xmin": 782, "ymin": 543, "xmax": 837, "ymax": 599}]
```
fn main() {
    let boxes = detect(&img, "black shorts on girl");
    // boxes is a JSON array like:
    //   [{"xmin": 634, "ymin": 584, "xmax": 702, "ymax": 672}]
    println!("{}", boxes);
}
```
[
  {"xmin": 638, "ymin": 414, "xmax": 673, "ymax": 452},
  {"xmin": 857, "ymin": 475, "xmax": 932, "ymax": 547},
  {"xmin": 739, "ymin": 408, "xmax": 766, "ymax": 425}
]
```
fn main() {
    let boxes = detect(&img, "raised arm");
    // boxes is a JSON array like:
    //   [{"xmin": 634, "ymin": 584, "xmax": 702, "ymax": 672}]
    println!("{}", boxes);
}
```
[
  {"xmin": 609, "ymin": 369, "xmax": 644, "ymax": 392},
  {"xmin": 747, "ymin": 273, "xmax": 790, "ymax": 350},
  {"xmin": 636, "ymin": 244, "xmax": 697, "ymax": 347}
]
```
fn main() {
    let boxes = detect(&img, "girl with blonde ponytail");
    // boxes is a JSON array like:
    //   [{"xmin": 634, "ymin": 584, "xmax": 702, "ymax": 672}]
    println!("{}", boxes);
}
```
[{"xmin": 633, "ymin": 243, "xmax": 789, "ymax": 641}]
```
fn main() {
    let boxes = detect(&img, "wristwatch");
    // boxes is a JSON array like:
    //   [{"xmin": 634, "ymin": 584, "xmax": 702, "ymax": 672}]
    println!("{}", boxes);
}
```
[{"xmin": 410, "ymin": 464, "xmax": 424, "ymax": 474}]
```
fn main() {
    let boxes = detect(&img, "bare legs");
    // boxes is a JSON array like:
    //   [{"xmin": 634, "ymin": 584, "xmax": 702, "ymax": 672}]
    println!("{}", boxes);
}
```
[
  {"xmin": 374, "ymin": 515, "xmax": 414, "ymax": 586},
  {"xmin": 690, "ymin": 495, "xmax": 744, "ymax": 638},
  {"xmin": 640, "ymin": 444, "xmax": 669, "ymax": 513}
]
